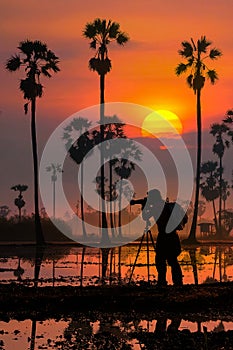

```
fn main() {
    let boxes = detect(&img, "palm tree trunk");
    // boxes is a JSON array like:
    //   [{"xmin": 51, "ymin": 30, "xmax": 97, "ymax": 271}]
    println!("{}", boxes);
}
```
[
  {"xmin": 212, "ymin": 199, "xmax": 218, "ymax": 233},
  {"xmin": 109, "ymin": 160, "xmax": 116, "ymax": 238},
  {"xmin": 30, "ymin": 319, "xmax": 37, "ymax": 350},
  {"xmin": 19, "ymin": 207, "xmax": 21, "ymax": 223},
  {"xmin": 80, "ymin": 163, "xmax": 87, "ymax": 238},
  {"xmin": 118, "ymin": 178, "xmax": 123, "ymax": 238},
  {"xmin": 218, "ymin": 156, "xmax": 223, "ymax": 237},
  {"xmin": 101, "ymin": 247, "xmax": 110, "ymax": 280},
  {"xmin": 100, "ymin": 73, "xmax": 110, "ymax": 244},
  {"xmin": 53, "ymin": 179, "xmax": 55, "ymax": 218},
  {"xmin": 31, "ymin": 98, "xmax": 45, "ymax": 245},
  {"xmin": 188, "ymin": 88, "xmax": 201, "ymax": 243}
]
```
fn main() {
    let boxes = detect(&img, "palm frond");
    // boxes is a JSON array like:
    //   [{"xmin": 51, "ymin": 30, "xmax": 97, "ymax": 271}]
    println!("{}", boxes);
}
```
[
  {"xmin": 20, "ymin": 78, "xmax": 43, "ymax": 99},
  {"xmin": 6, "ymin": 54, "xmax": 21, "ymax": 71},
  {"xmin": 33, "ymin": 40, "xmax": 48, "ymax": 59},
  {"xmin": 18, "ymin": 40, "xmax": 34, "ymax": 57},
  {"xmin": 210, "ymin": 123, "xmax": 221, "ymax": 136},
  {"xmin": 108, "ymin": 22, "xmax": 120, "ymax": 38},
  {"xmin": 41, "ymin": 66, "xmax": 52, "ymax": 78},
  {"xmin": 175, "ymin": 63, "xmax": 188, "ymax": 75},
  {"xmin": 83, "ymin": 23, "xmax": 97, "ymax": 39},
  {"xmin": 197, "ymin": 36, "xmax": 211, "ymax": 53},
  {"xmin": 223, "ymin": 116, "xmax": 233, "ymax": 123},
  {"xmin": 178, "ymin": 41, "xmax": 193, "ymax": 58},
  {"xmin": 89, "ymin": 57, "xmax": 111, "ymax": 75},
  {"xmin": 24, "ymin": 102, "xmax": 29, "ymax": 114},
  {"xmin": 116, "ymin": 32, "xmax": 129, "ymax": 45},
  {"xmin": 209, "ymin": 48, "xmax": 222, "ymax": 60},
  {"xmin": 206, "ymin": 69, "xmax": 218, "ymax": 84},
  {"xmin": 90, "ymin": 40, "xmax": 97, "ymax": 49},
  {"xmin": 186, "ymin": 74, "xmax": 193, "ymax": 88}
]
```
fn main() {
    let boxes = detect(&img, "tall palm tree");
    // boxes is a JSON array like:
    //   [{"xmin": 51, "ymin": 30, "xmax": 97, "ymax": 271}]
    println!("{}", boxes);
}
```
[
  {"xmin": 6, "ymin": 40, "xmax": 60, "ymax": 244},
  {"xmin": 63, "ymin": 117, "xmax": 92, "ymax": 239},
  {"xmin": 83, "ymin": 19, "xmax": 129, "ymax": 244},
  {"xmin": 46, "ymin": 163, "xmax": 63, "ymax": 218},
  {"xmin": 176, "ymin": 36, "xmax": 221, "ymax": 243},
  {"xmin": 210, "ymin": 123, "xmax": 230, "ymax": 236}
]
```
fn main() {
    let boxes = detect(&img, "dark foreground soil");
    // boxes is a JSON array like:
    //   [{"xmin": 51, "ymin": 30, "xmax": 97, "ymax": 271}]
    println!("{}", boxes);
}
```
[{"xmin": 0, "ymin": 282, "xmax": 233, "ymax": 320}]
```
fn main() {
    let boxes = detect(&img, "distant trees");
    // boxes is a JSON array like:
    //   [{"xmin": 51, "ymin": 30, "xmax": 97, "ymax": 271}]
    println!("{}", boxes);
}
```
[
  {"xmin": 46, "ymin": 163, "xmax": 63, "ymax": 219},
  {"xmin": 200, "ymin": 161, "xmax": 219, "ymax": 230},
  {"xmin": 11, "ymin": 184, "xmax": 28, "ymax": 222},
  {"xmin": 63, "ymin": 117, "xmax": 92, "ymax": 239},
  {"xmin": 176, "ymin": 36, "xmax": 221, "ymax": 243},
  {"xmin": 210, "ymin": 122, "xmax": 231, "ymax": 235},
  {"xmin": 6, "ymin": 40, "xmax": 60, "ymax": 244}
]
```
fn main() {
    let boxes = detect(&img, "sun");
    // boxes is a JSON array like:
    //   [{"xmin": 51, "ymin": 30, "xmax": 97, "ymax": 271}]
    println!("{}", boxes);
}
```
[{"xmin": 141, "ymin": 109, "xmax": 183, "ymax": 138}]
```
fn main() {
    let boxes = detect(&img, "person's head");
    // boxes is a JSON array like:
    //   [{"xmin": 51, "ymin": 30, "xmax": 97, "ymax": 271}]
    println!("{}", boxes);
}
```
[{"xmin": 146, "ymin": 189, "xmax": 163, "ymax": 204}]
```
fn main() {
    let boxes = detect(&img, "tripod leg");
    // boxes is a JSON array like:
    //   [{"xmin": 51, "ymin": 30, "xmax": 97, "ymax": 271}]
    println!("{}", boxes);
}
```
[
  {"xmin": 149, "ymin": 230, "xmax": 156, "ymax": 251},
  {"xmin": 129, "ymin": 233, "xmax": 145, "ymax": 283},
  {"xmin": 146, "ymin": 231, "xmax": 150, "ymax": 282}
]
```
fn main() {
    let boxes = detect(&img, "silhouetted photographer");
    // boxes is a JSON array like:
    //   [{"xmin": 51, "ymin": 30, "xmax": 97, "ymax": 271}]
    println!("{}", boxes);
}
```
[{"xmin": 130, "ymin": 189, "xmax": 188, "ymax": 286}]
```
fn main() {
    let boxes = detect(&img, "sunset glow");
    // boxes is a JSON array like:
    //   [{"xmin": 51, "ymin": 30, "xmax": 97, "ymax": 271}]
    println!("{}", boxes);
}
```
[{"xmin": 141, "ymin": 110, "xmax": 183, "ymax": 138}]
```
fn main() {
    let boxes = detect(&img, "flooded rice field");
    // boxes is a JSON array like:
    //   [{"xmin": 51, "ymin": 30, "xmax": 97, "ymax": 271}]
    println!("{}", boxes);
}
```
[
  {"xmin": 0, "ymin": 244, "xmax": 232, "ymax": 286},
  {"xmin": 1, "ymin": 244, "xmax": 233, "ymax": 349}
]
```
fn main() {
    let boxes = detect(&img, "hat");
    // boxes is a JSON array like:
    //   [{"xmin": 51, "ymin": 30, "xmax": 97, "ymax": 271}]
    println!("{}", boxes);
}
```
[{"xmin": 147, "ymin": 189, "xmax": 162, "ymax": 201}]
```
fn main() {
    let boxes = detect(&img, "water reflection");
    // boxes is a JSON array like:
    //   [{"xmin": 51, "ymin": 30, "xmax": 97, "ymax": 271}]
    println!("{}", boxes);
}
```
[
  {"xmin": 1, "ymin": 313, "xmax": 233, "ymax": 350},
  {"xmin": 0, "ymin": 244, "xmax": 233, "ymax": 286}
]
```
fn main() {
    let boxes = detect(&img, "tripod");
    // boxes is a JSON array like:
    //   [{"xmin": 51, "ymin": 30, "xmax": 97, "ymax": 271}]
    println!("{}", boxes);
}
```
[{"xmin": 129, "ymin": 220, "xmax": 157, "ymax": 283}]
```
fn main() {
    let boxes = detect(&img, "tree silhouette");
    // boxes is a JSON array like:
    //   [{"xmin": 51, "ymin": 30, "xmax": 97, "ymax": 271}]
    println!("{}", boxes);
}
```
[
  {"xmin": 210, "ymin": 122, "xmax": 230, "ymax": 236},
  {"xmin": 46, "ymin": 163, "xmax": 63, "ymax": 218},
  {"xmin": 114, "ymin": 139, "xmax": 142, "ymax": 238},
  {"xmin": 6, "ymin": 40, "xmax": 60, "ymax": 244},
  {"xmin": 63, "ymin": 117, "xmax": 93, "ymax": 239},
  {"xmin": 83, "ymin": 19, "xmax": 129, "ymax": 244},
  {"xmin": 11, "ymin": 184, "xmax": 28, "ymax": 222},
  {"xmin": 176, "ymin": 36, "xmax": 221, "ymax": 243},
  {"xmin": 198, "ymin": 200, "xmax": 206, "ymax": 221},
  {"xmin": 200, "ymin": 161, "xmax": 219, "ymax": 231},
  {"xmin": 0, "ymin": 205, "xmax": 10, "ymax": 219}
]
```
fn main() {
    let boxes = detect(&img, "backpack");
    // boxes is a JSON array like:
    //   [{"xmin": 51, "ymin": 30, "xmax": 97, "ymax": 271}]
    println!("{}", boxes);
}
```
[{"xmin": 165, "ymin": 202, "xmax": 188, "ymax": 232}]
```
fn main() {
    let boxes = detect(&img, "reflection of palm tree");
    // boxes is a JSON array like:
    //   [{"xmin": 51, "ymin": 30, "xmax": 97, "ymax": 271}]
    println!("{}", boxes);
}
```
[
  {"xmin": 83, "ymin": 19, "xmax": 129, "ymax": 244},
  {"xmin": 63, "ymin": 117, "xmax": 92, "ymax": 238},
  {"xmin": 13, "ymin": 257, "xmax": 25, "ymax": 281},
  {"xmin": 6, "ymin": 40, "xmax": 60, "ymax": 245},
  {"xmin": 176, "ymin": 36, "xmax": 221, "ymax": 243},
  {"xmin": 80, "ymin": 246, "xmax": 86, "ymax": 287},
  {"xmin": 11, "ymin": 184, "xmax": 28, "ymax": 222},
  {"xmin": 46, "ymin": 163, "xmax": 63, "ymax": 218},
  {"xmin": 188, "ymin": 248, "xmax": 198, "ymax": 285},
  {"xmin": 210, "ymin": 123, "xmax": 230, "ymax": 236}
]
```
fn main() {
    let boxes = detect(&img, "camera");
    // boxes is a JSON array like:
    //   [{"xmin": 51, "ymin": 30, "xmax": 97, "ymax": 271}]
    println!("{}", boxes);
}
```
[{"xmin": 130, "ymin": 197, "xmax": 147, "ymax": 209}]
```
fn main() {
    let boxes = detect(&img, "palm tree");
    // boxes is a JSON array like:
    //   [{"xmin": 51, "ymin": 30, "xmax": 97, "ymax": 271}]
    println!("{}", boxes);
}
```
[
  {"xmin": 114, "ymin": 139, "xmax": 142, "ymax": 238},
  {"xmin": 46, "ymin": 163, "xmax": 63, "ymax": 218},
  {"xmin": 11, "ymin": 184, "xmax": 28, "ymax": 222},
  {"xmin": 6, "ymin": 40, "xmax": 60, "ymax": 244},
  {"xmin": 83, "ymin": 19, "xmax": 129, "ymax": 244},
  {"xmin": 176, "ymin": 36, "xmax": 221, "ymax": 243},
  {"xmin": 210, "ymin": 123, "xmax": 230, "ymax": 236},
  {"xmin": 63, "ymin": 117, "xmax": 92, "ymax": 239},
  {"xmin": 200, "ymin": 161, "xmax": 219, "ymax": 231}
]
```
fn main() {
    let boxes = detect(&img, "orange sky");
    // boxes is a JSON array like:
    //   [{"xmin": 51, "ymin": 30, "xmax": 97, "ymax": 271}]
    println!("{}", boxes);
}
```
[
  {"xmin": 1, "ymin": 0, "xmax": 233, "ymax": 133},
  {"xmin": 1, "ymin": 0, "xmax": 233, "ymax": 214}
]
